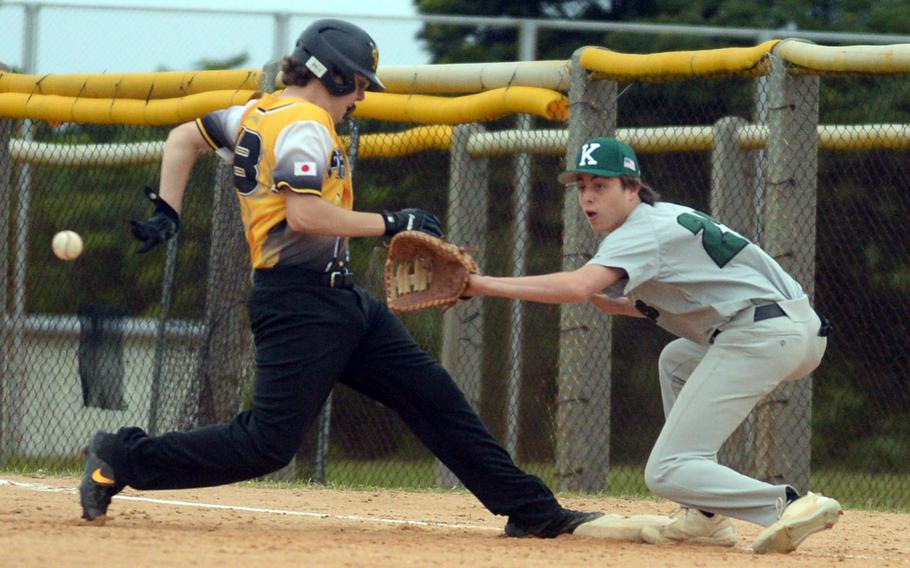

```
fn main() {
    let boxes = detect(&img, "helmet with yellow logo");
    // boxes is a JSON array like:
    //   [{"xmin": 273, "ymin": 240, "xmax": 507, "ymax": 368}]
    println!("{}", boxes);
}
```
[{"xmin": 290, "ymin": 19, "xmax": 385, "ymax": 97}]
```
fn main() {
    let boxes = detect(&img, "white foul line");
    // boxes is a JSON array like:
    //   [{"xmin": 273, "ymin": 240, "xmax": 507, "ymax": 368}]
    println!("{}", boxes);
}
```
[
  {"xmin": 0, "ymin": 478, "xmax": 499, "ymax": 532},
  {"xmin": 3, "ymin": 477, "xmax": 910, "ymax": 563}
]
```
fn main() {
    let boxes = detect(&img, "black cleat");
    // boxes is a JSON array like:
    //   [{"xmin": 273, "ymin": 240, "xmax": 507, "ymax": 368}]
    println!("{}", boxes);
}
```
[
  {"xmin": 79, "ymin": 431, "xmax": 121, "ymax": 522},
  {"xmin": 505, "ymin": 509, "xmax": 605, "ymax": 538}
]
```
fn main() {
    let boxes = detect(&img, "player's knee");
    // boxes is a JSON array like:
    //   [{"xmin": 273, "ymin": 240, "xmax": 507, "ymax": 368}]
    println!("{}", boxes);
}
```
[
  {"xmin": 658, "ymin": 340, "xmax": 685, "ymax": 374},
  {"xmin": 253, "ymin": 440, "xmax": 298, "ymax": 474},
  {"xmin": 239, "ymin": 415, "xmax": 303, "ymax": 473},
  {"xmin": 644, "ymin": 455, "xmax": 673, "ymax": 498}
]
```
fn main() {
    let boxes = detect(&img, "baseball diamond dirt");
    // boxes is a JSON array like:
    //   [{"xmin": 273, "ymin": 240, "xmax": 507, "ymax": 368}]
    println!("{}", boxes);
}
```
[{"xmin": 1, "ymin": 474, "xmax": 907, "ymax": 567}]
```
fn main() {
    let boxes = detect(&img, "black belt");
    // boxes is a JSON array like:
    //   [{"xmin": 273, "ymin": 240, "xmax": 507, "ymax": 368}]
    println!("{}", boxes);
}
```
[
  {"xmin": 753, "ymin": 303, "xmax": 787, "ymax": 322},
  {"xmin": 710, "ymin": 303, "xmax": 788, "ymax": 344},
  {"xmin": 254, "ymin": 267, "xmax": 355, "ymax": 289}
]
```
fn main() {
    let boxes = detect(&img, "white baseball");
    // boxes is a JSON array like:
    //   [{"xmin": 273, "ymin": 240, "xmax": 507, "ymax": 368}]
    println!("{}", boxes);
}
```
[{"xmin": 52, "ymin": 230, "xmax": 83, "ymax": 260}]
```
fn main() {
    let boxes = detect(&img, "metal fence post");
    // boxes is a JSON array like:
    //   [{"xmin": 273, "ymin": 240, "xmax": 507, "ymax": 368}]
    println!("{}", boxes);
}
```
[
  {"xmin": 506, "ymin": 121, "xmax": 531, "ymax": 459},
  {"xmin": 711, "ymin": 116, "xmax": 758, "ymax": 238},
  {"xmin": 504, "ymin": 18, "xmax": 539, "ymax": 460},
  {"xmin": 556, "ymin": 50, "xmax": 616, "ymax": 492},
  {"xmin": 757, "ymin": 52, "xmax": 819, "ymax": 493},
  {"xmin": 711, "ymin": 116, "xmax": 759, "ymax": 473},
  {"xmin": 437, "ymin": 123, "xmax": 488, "ymax": 489},
  {"xmin": 189, "ymin": 164, "xmax": 252, "ymax": 429},
  {"xmin": 147, "ymin": 233, "xmax": 179, "ymax": 436},
  {"xmin": 0, "ymin": 62, "xmax": 11, "ymax": 462},
  {"xmin": 3, "ymin": 3, "xmax": 42, "ymax": 460},
  {"xmin": 8, "ymin": 131, "xmax": 31, "ymax": 459}
]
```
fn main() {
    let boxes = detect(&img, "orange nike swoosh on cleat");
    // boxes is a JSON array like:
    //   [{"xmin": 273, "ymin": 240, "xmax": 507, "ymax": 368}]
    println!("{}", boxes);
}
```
[{"xmin": 91, "ymin": 468, "xmax": 115, "ymax": 486}]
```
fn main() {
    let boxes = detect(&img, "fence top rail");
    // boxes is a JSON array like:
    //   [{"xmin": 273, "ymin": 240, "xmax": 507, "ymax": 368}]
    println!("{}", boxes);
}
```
[
  {"xmin": 466, "ymin": 124, "xmax": 910, "ymax": 157},
  {"xmin": 0, "ymin": 86, "xmax": 565, "ymax": 126},
  {"xmin": 11, "ymin": 313, "xmax": 204, "ymax": 341},
  {"xmin": 377, "ymin": 61, "xmax": 571, "ymax": 94},
  {"xmin": 3, "ymin": 39, "xmax": 910, "ymax": 107},
  {"xmin": 0, "ymin": 69, "xmax": 262, "ymax": 99},
  {"xmin": 12, "ymin": 123, "xmax": 909, "ymax": 165},
  {"xmin": 0, "ymin": 90, "xmax": 257, "ymax": 126},
  {"xmin": 3, "ymin": 41, "xmax": 910, "ymax": 126},
  {"xmin": 578, "ymin": 40, "xmax": 779, "ymax": 81},
  {"xmin": 0, "ymin": 62, "xmax": 572, "ymax": 98},
  {"xmin": 7, "ymin": 126, "xmax": 455, "ymax": 165},
  {"xmin": 356, "ymin": 87, "xmax": 567, "ymax": 124},
  {"xmin": 775, "ymin": 39, "xmax": 910, "ymax": 75}
]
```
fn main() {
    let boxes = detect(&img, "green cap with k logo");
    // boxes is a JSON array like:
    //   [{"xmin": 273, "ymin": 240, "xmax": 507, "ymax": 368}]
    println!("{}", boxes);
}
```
[{"xmin": 557, "ymin": 137, "xmax": 640, "ymax": 184}]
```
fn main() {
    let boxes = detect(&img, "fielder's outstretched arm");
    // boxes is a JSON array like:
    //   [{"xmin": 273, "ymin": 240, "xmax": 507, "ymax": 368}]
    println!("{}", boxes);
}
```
[
  {"xmin": 467, "ymin": 264, "xmax": 624, "ymax": 304},
  {"xmin": 590, "ymin": 294, "xmax": 645, "ymax": 318}
]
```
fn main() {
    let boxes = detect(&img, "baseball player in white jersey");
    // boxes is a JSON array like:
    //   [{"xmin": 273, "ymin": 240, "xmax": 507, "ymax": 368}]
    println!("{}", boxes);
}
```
[{"xmin": 465, "ymin": 136, "xmax": 842, "ymax": 553}]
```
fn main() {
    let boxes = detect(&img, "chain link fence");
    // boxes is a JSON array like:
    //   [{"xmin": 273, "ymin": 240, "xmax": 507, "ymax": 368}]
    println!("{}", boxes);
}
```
[{"xmin": 2, "ymin": 50, "xmax": 909, "ymax": 510}]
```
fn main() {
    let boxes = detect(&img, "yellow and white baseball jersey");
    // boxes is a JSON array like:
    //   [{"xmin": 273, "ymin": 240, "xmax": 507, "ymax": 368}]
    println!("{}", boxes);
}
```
[{"xmin": 197, "ymin": 92, "xmax": 352, "ymax": 270}]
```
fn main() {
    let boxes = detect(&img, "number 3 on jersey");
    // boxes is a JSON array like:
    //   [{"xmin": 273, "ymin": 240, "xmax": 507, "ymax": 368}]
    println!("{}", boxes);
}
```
[
  {"xmin": 677, "ymin": 211, "xmax": 748, "ymax": 268},
  {"xmin": 233, "ymin": 129, "xmax": 263, "ymax": 195}
]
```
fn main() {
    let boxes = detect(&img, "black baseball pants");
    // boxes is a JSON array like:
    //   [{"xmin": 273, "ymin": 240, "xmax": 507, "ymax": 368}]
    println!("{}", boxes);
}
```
[{"xmin": 105, "ymin": 269, "xmax": 562, "ymax": 526}]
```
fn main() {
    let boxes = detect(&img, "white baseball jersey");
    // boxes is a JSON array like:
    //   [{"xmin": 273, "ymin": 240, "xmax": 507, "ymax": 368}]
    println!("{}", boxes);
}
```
[{"xmin": 588, "ymin": 202, "xmax": 805, "ymax": 345}]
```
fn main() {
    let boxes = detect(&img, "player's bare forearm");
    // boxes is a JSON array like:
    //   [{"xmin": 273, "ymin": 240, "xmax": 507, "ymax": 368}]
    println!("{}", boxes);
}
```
[
  {"xmin": 467, "ymin": 264, "xmax": 623, "ymax": 304},
  {"xmin": 590, "ymin": 293, "xmax": 645, "ymax": 318},
  {"xmin": 285, "ymin": 193, "xmax": 386, "ymax": 237},
  {"xmin": 159, "ymin": 121, "xmax": 212, "ymax": 213},
  {"xmin": 467, "ymin": 272, "xmax": 585, "ymax": 304}
]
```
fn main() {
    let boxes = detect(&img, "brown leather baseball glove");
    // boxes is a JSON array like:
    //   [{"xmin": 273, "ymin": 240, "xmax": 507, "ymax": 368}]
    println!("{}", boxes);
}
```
[{"xmin": 384, "ymin": 231, "xmax": 479, "ymax": 314}]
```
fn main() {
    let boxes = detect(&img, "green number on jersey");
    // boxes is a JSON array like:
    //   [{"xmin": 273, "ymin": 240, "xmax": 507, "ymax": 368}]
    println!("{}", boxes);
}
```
[{"xmin": 676, "ymin": 212, "xmax": 748, "ymax": 268}]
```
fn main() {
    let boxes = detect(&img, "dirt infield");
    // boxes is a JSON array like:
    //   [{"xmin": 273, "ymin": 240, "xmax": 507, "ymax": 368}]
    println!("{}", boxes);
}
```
[{"xmin": 1, "ymin": 474, "xmax": 908, "ymax": 567}]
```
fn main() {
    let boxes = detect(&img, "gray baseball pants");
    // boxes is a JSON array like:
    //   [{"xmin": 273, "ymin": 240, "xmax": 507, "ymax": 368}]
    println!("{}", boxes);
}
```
[{"xmin": 643, "ymin": 296, "xmax": 827, "ymax": 526}]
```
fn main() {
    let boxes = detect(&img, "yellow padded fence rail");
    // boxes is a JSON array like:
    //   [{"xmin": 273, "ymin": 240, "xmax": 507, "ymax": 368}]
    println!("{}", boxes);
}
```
[
  {"xmin": 3, "ymin": 40, "xmax": 910, "ymax": 126},
  {"xmin": 0, "ymin": 63, "xmax": 573, "ymax": 98},
  {"xmin": 4, "ymin": 41, "xmax": 909, "ymax": 101},
  {"xmin": 349, "ymin": 126, "xmax": 453, "ymax": 159},
  {"xmin": 3, "ymin": 42, "xmax": 910, "ymax": 103},
  {"xmin": 578, "ymin": 40, "xmax": 780, "ymax": 80},
  {"xmin": 0, "ymin": 87, "xmax": 566, "ymax": 125},
  {"xmin": 355, "ymin": 87, "xmax": 568, "ymax": 124},
  {"xmin": 0, "ymin": 69, "xmax": 262, "ymax": 99},
  {"xmin": 0, "ymin": 90, "xmax": 258, "ymax": 126}
]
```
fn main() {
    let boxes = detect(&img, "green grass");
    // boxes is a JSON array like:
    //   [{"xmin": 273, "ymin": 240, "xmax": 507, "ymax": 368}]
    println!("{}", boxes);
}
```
[
  {"xmin": 1, "ymin": 456, "xmax": 84, "ymax": 477},
  {"xmin": 811, "ymin": 468, "xmax": 910, "ymax": 512},
  {"xmin": 4, "ymin": 457, "xmax": 908, "ymax": 511},
  {"xmin": 240, "ymin": 462, "xmax": 910, "ymax": 512},
  {"xmin": 270, "ymin": 461, "xmax": 910, "ymax": 511}
]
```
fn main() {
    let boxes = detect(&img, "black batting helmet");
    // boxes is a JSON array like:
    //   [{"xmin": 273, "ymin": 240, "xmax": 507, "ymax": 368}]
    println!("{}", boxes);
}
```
[{"xmin": 290, "ymin": 19, "xmax": 385, "ymax": 96}]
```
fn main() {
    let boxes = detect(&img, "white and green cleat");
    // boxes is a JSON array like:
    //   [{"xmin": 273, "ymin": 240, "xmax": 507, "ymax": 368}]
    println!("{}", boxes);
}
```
[
  {"xmin": 752, "ymin": 492, "xmax": 843, "ymax": 554},
  {"xmin": 640, "ymin": 508, "xmax": 738, "ymax": 547}
]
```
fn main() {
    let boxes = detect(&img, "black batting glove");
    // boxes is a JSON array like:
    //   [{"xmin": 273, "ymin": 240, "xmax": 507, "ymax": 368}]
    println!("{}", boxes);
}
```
[
  {"xmin": 381, "ymin": 208, "xmax": 443, "ymax": 238},
  {"xmin": 130, "ymin": 186, "xmax": 180, "ymax": 254}
]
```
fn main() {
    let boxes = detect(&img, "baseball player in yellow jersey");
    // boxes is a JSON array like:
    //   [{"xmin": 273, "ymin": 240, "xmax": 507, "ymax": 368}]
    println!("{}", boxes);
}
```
[
  {"xmin": 465, "ymin": 137, "xmax": 842, "ymax": 553},
  {"xmin": 79, "ymin": 18, "xmax": 603, "ymax": 538}
]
